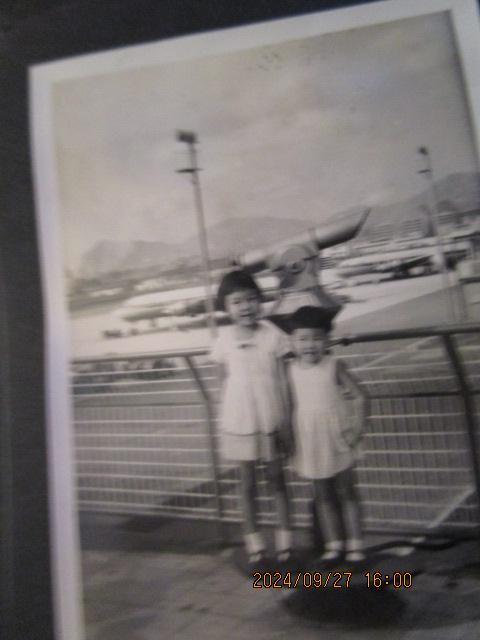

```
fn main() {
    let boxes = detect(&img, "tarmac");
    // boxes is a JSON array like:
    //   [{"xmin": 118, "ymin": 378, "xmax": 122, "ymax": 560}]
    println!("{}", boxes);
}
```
[
  {"xmin": 80, "ymin": 513, "xmax": 480, "ymax": 640},
  {"xmin": 71, "ymin": 274, "xmax": 453, "ymax": 358}
]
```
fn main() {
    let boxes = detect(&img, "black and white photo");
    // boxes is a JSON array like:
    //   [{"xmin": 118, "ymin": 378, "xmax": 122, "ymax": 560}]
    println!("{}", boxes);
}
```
[{"xmin": 30, "ymin": 1, "xmax": 480, "ymax": 638}]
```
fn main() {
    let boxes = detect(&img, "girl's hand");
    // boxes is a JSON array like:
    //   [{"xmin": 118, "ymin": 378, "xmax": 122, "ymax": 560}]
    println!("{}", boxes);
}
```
[
  {"xmin": 345, "ymin": 396, "xmax": 369, "ymax": 447},
  {"xmin": 353, "ymin": 395, "xmax": 369, "ymax": 427},
  {"xmin": 277, "ymin": 423, "xmax": 294, "ymax": 457},
  {"xmin": 344, "ymin": 428, "xmax": 362, "ymax": 449}
]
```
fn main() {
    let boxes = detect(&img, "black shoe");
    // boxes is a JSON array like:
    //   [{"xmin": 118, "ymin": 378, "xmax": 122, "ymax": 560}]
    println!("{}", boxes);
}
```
[
  {"xmin": 312, "ymin": 550, "xmax": 344, "ymax": 570},
  {"xmin": 248, "ymin": 550, "xmax": 270, "ymax": 573}
]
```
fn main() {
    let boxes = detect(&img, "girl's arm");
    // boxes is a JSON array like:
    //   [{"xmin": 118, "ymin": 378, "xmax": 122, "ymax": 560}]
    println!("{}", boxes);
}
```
[
  {"xmin": 336, "ymin": 358, "xmax": 364, "ymax": 397},
  {"xmin": 209, "ymin": 333, "xmax": 227, "ymax": 389},
  {"xmin": 216, "ymin": 362, "xmax": 227, "ymax": 389},
  {"xmin": 277, "ymin": 357, "xmax": 294, "ymax": 456},
  {"xmin": 336, "ymin": 358, "xmax": 369, "ymax": 445}
]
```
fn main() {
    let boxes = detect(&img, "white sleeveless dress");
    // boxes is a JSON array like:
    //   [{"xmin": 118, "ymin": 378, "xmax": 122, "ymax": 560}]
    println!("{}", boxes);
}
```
[
  {"xmin": 210, "ymin": 320, "xmax": 291, "ymax": 461},
  {"xmin": 289, "ymin": 355, "xmax": 354, "ymax": 479}
]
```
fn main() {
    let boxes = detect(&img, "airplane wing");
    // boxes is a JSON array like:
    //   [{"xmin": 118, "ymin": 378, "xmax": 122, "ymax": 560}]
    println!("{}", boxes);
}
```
[{"xmin": 374, "ymin": 254, "xmax": 431, "ymax": 273}]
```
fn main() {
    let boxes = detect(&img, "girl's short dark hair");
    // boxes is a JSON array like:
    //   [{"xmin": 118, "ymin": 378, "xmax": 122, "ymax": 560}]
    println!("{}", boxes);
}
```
[
  {"xmin": 216, "ymin": 269, "xmax": 262, "ymax": 311},
  {"xmin": 288, "ymin": 305, "xmax": 333, "ymax": 334}
]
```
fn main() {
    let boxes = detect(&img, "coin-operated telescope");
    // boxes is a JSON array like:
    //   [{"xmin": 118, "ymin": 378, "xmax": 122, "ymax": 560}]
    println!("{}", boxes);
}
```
[{"xmin": 233, "ymin": 208, "xmax": 370, "ymax": 331}]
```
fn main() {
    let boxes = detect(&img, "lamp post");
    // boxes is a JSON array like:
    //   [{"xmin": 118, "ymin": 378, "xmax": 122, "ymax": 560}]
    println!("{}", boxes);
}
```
[
  {"xmin": 176, "ymin": 130, "xmax": 216, "ymax": 336},
  {"xmin": 417, "ymin": 146, "xmax": 457, "ymax": 323}
]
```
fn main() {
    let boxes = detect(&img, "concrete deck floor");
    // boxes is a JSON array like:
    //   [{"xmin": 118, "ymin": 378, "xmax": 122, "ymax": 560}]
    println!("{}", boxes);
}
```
[{"xmin": 80, "ymin": 514, "xmax": 480, "ymax": 640}]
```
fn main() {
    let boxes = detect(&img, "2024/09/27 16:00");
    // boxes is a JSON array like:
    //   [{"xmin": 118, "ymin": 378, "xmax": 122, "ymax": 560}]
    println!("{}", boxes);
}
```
[{"xmin": 252, "ymin": 571, "xmax": 413, "ymax": 589}]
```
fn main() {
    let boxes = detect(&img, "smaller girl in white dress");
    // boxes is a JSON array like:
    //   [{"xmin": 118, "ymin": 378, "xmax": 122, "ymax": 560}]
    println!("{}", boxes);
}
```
[
  {"xmin": 211, "ymin": 269, "xmax": 293, "ymax": 568},
  {"xmin": 288, "ymin": 306, "xmax": 368, "ymax": 565}
]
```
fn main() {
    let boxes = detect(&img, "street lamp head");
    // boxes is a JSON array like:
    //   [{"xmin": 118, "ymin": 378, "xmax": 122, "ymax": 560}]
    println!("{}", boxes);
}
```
[{"xmin": 176, "ymin": 130, "xmax": 197, "ymax": 145}]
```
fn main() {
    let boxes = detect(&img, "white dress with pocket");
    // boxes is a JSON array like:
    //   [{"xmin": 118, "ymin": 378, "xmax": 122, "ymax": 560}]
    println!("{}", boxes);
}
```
[{"xmin": 289, "ymin": 355, "xmax": 354, "ymax": 479}]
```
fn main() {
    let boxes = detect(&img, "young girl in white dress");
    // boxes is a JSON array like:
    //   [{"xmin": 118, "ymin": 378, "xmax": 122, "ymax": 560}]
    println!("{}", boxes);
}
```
[
  {"xmin": 288, "ymin": 306, "xmax": 368, "ymax": 564},
  {"xmin": 210, "ymin": 269, "xmax": 293, "ymax": 568}
]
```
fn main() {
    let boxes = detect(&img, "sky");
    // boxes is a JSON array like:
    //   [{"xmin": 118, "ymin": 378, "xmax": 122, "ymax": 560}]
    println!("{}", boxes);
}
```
[{"xmin": 52, "ymin": 11, "xmax": 480, "ymax": 273}]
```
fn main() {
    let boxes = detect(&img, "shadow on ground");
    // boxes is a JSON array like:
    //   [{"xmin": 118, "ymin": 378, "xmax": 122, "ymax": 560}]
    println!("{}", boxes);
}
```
[
  {"xmin": 285, "ymin": 585, "xmax": 406, "ymax": 628},
  {"xmin": 284, "ymin": 544, "xmax": 480, "ymax": 632}
]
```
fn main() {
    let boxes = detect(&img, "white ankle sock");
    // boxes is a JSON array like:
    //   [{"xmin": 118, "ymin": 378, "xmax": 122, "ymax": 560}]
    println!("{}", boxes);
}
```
[
  {"xmin": 345, "ymin": 538, "xmax": 363, "ymax": 552},
  {"xmin": 321, "ymin": 540, "xmax": 343, "ymax": 559},
  {"xmin": 275, "ymin": 529, "xmax": 292, "ymax": 552},
  {"xmin": 244, "ymin": 532, "xmax": 265, "ymax": 555},
  {"xmin": 325, "ymin": 540, "xmax": 343, "ymax": 552}
]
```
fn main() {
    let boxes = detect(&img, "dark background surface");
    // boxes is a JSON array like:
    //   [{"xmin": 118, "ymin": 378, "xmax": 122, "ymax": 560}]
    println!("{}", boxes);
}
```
[{"xmin": 0, "ymin": 1, "xmax": 446, "ymax": 638}]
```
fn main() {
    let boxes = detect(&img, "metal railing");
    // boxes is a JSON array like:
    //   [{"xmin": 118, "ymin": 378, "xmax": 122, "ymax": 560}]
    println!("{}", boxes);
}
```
[{"xmin": 72, "ymin": 323, "xmax": 480, "ymax": 537}]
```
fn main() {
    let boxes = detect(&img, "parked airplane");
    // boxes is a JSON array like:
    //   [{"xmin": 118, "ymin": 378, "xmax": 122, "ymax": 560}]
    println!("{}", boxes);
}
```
[
  {"xmin": 336, "ymin": 233, "xmax": 475, "ymax": 280},
  {"xmin": 113, "ymin": 275, "xmax": 279, "ymax": 324},
  {"xmin": 336, "ymin": 248, "xmax": 437, "ymax": 279}
]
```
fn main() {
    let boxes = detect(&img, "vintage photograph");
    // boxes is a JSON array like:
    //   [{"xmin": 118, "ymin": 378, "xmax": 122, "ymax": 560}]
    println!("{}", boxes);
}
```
[{"xmin": 31, "ymin": 0, "xmax": 480, "ymax": 638}]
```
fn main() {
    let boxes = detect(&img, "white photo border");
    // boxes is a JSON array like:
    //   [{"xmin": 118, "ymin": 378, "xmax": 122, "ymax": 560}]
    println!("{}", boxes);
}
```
[{"xmin": 29, "ymin": 1, "xmax": 480, "ymax": 638}]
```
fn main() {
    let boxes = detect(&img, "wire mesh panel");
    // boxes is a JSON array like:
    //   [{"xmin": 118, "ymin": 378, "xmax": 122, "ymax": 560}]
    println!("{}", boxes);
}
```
[
  {"xmin": 340, "ymin": 336, "xmax": 457, "ymax": 396},
  {"xmin": 72, "ymin": 326, "xmax": 480, "ymax": 536},
  {"xmin": 457, "ymin": 331, "xmax": 480, "ymax": 392},
  {"xmin": 73, "ymin": 353, "xmax": 221, "ymax": 519},
  {"xmin": 358, "ymin": 395, "xmax": 476, "ymax": 531},
  {"xmin": 338, "ymin": 332, "xmax": 479, "ymax": 533}
]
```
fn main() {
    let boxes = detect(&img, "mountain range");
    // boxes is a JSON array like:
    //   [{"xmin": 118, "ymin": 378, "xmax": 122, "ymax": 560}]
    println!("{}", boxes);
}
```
[{"xmin": 77, "ymin": 171, "xmax": 480, "ymax": 279}]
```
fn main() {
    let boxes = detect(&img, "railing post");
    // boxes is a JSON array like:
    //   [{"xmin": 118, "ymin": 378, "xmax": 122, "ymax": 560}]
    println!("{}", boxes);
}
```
[
  {"xmin": 184, "ymin": 355, "xmax": 225, "ymax": 545},
  {"xmin": 443, "ymin": 334, "xmax": 480, "ymax": 523}
]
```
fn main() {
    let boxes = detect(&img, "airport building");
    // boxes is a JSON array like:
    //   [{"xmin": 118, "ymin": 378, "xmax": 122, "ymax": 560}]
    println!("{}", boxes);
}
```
[
  {"xmin": 398, "ymin": 217, "xmax": 426, "ymax": 238},
  {"xmin": 438, "ymin": 207, "xmax": 480, "ymax": 228}
]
